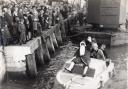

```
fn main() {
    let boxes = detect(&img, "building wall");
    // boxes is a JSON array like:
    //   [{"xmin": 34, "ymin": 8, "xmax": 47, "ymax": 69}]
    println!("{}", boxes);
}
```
[
  {"xmin": 100, "ymin": 0, "xmax": 120, "ymax": 28},
  {"xmin": 87, "ymin": 0, "xmax": 101, "ymax": 24}
]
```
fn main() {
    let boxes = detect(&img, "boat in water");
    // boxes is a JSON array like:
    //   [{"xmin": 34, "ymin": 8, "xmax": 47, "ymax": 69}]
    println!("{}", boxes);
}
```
[{"xmin": 56, "ymin": 58, "xmax": 115, "ymax": 89}]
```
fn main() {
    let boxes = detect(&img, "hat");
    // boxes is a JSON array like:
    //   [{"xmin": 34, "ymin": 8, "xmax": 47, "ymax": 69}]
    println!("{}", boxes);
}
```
[
  {"xmin": 80, "ymin": 40, "xmax": 86, "ymax": 47},
  {"xmin": 80, "ymin": 41, "xmax": 86, "ymax": 56}
]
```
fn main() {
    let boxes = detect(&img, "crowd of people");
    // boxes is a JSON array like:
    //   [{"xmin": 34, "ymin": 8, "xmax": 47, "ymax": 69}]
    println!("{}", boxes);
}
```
[
  {"xmin": 0, "ymin": 2, "xmax": 78, "ymax": 46},
  {"xmin": 66, "ymin": 36, "xmax": 109, "ymax": 77}
]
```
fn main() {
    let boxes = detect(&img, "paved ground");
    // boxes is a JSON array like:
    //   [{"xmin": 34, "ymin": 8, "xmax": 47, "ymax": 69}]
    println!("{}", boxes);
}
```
[{"xmin": 1, "ymin": 42, "xmax": 128, "ymax": 89}]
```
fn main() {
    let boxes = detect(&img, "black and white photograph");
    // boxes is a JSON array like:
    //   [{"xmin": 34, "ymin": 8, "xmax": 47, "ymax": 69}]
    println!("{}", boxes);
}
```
[{"xmin": 0, "ymin": 0, "xmax": 127, "ymax": 89}]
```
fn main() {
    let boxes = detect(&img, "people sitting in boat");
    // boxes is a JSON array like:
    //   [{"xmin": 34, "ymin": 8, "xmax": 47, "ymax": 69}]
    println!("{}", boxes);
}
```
[
  {"xmin": 66, "ymin": 40, "xmax": 90, "ymax": 77},
  {"xmin": 98, "ymin": 44, "xmax": 108, "ymax": 60},
  {"xmin": 86, "ymin": 36, "xmax": 97, "ymax": 51},
  {"xmin": 99, "ymin": 44, "xmax": 110, "ymax": 66},
  {"xmin": 91, "ymin": 43, "xmax": 108, "ymax": 61},
  {"xmin": 90, "ymin": 43, "xmax": 98, "ymax": 58}
]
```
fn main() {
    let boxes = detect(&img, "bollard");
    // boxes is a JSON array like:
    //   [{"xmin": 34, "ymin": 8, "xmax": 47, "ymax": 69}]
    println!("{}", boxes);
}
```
[
  {"xmin": 46, "ymin": 37, "xmax": 55, "ymax": 57},
  {"xmin": 51, "ymin": 33, "xmax": 58, "ymax": 49},
  {"xmin": 41, "ymin": 37, "xmax": 51, "ymax": 63},
  {"xmin": 54, "ymin": 24, "xmax": 62, "ymax": 45}
]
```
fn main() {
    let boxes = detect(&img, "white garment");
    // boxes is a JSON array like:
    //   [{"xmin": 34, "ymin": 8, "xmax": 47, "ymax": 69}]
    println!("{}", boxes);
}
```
[
  {"xmin": 66, "ymin": 62, "xmax": 75, "ymax": 71},
  {"xmin": 80, "ymin": 45, "xmax": 85, "ymax": 56}
]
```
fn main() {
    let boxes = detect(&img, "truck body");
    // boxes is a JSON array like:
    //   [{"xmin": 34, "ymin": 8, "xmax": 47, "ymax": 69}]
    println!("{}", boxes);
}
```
[{"xmin": 87, "ymin": 0, "xmax": 127, "ymax": 29}]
